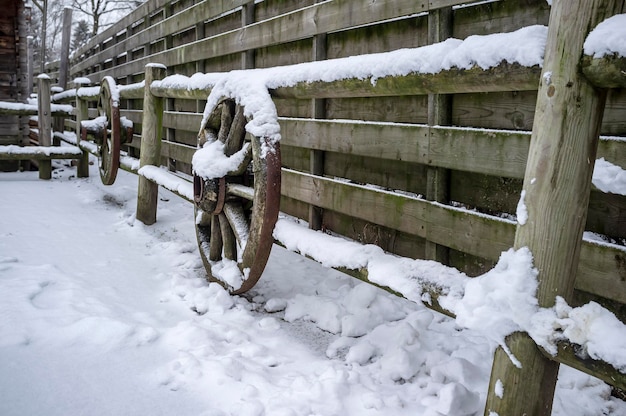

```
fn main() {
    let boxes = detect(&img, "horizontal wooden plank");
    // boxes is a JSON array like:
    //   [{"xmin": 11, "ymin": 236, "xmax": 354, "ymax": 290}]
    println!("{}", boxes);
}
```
[
  {"xmin": 271, "ymin": 63, "xmax": 542, "ymax": 99},
  {"xmin": 162, "ymin": 111, "xmax": 202, "ymax": 132},
  {"xmin": 280, "ymin": 169, "xmax": 626, "ymax": 304},
  {"xmin": 279, "ymin": 118, "xmax": 528, "ymax": 177},
  {"xmin": 161, "ymin": 140, "xmax": 196, "ymax": 164},
  {"xmin": 279, "ymin": 118, "xmax": 626, "ymax": 179},
  {"xmin": 278, "ymin": 118, "xmax": 430, "ymax": 163}
]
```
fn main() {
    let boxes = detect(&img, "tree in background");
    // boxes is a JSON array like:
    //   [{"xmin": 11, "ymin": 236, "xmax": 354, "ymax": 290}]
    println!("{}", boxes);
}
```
[
  {"xmin": 71, "ymin": 0, "xmax": 143, "ymax": 36},
  {"xmin": 30, "ymin": 0, "xmax": 48, "ymax": 72},
  {"xmin": 72, "ymin": 20, "xmax": 91, "ymax": 51}
]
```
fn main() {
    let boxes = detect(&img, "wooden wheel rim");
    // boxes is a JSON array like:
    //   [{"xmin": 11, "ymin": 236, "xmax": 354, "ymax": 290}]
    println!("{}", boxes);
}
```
[
  {"xmin": 194, "ymin": 98, "xmax": 281, "ymax": 294},
  {"xmin": 97, "ymin": 76, "xmax": 121, "ymax": 186}
]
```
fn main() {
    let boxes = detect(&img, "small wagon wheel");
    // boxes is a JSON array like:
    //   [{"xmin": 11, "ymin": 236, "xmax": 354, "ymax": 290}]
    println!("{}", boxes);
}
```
[
  {"xmin": 194, "ymin": 99, "xmax": 281, "ymax": 294},
  {"xmin": 97, "ymin": 76, "xmax": 122, "ymax": 186}
]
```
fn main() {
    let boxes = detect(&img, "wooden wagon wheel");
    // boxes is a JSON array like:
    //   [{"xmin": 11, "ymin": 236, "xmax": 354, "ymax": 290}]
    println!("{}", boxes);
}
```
[
  {"xmin": 194, "ymin": 99, "xmax": 281, "ymax": 294},
  {"xmin": 97, "ymin": 76, "xmax": 122, "ymax": 186}
]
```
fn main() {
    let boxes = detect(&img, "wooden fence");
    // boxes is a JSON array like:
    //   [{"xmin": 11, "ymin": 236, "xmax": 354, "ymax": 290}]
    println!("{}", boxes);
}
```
[{"xmin": 10, "ymin": 0, "xmax": 626, "ymax": 413}]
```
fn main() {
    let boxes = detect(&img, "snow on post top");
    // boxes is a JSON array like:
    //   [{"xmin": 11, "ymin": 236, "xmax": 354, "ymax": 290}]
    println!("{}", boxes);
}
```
[{"xmin": 584, "ymin": 14, "xmax": 626, "ymax": 58}]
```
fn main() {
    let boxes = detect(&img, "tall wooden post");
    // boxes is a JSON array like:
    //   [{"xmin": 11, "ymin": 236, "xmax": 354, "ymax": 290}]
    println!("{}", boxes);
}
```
[
  {"xmin": 74, "ymin": 78, "xmax": 90, "ymax": 178},
  {"xmin": 485, "ymin": 1, "xmax": 624, "ymax": 415},
  {"xmin": 37, "ymin": 75, "xmax": 52, "ymax": 180},
  {"xmin": 309, "ymin": 1, "xmax": 327, "ymax": 231},
  {"xmin": 425, "ymin": 7, "xmax": 452, "ymax": 264},
  {"xmin": 136, "ymin": 64, "xmax": 166, "ymax": 225},
  {"xmin": 241, "ymin": 2, "xmax": 255, "ymax": 70},
  {"xmin": 53, "ymin": 8, "xmax": 73, "ymax": 145}
]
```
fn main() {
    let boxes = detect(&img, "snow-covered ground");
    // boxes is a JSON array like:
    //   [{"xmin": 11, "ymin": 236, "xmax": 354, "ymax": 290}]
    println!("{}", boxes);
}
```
[{"xmin": 1, "ymin": 161, "xmax": 625, "ymax": 415}]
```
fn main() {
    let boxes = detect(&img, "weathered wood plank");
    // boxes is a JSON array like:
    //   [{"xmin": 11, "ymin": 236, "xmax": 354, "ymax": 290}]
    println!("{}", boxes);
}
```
[
  {"xmin": 280, "ymin": 168, "xmax": 626, "ymax": 305},
  {"xmin": 270, "ymin": 63, "xmax": 541, "ymax": 99},
  {"xmin": 161, "ymin": 140, "xmax": 196, "ymax": 164}
]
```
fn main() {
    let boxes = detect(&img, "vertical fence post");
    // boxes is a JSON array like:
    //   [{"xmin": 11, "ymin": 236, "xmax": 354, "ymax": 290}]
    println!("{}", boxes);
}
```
[
  {"xmin": 241, "ymin": 2, "xmax": 255, "ymax": 70},
  {"xmin": 37, "ymin": 74, "xmax": 52, "ymax": 180},
  {"xmin": 485, "ymin": 0, "xmax": 624, "ymax": 414},
  {"xmin": 136, "ymin": 64, "xmax": 166, "ymax": 225},
  {"xmin": 308, "ymin": 30, "xmax": 327, "ymax": 231},
  {"xmin": 74, "ymin": 78, "xmax": 90, "ymax": 178},
  {"xmin": 425, "ymin": 7, "xmax": 452, "ymax": 264},
  {"xmin": 53, "ymin": 8, "xmax": 73, "ymax": 145}
]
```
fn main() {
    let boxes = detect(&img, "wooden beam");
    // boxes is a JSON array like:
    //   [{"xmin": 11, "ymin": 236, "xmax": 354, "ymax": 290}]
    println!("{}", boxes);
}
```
[
  {"xmin": 486, "ymin": 1, "xmax": 625, "ymax": 414},
  {"xmin": 136, "ymin": 64, "xmax": 166, "ymax": 225},
  {"xmin": 36, "ymin": 76, "xmax": 52, "ymax": 180},
  {"xmin": 270, "ymin": 63, "xmax": 541, "ymax": 99}
]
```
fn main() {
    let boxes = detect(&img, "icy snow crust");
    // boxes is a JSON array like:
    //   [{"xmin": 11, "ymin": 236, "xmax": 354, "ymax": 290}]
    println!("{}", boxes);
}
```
[{"xmin": 1, "ymin": 165, "xmax": 625, "ymax": 416}]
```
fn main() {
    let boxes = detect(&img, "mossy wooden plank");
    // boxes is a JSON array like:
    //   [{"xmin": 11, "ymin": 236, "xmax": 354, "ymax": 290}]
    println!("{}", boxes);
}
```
[
  {"xmin": 327, "ymin": 96, "xmax": 428, "ymax": 123},
  {"xmin": 430, "ymin": 126, "xmax": 529, "ymax": 178},
  {"xmin": 325, "ymin": 151, "xmax": 429, "ymax": 197},
  {"xmin": 278, "ymin": 118, "xmax": 430, "ymax": 164},
  {"xmin": 452, "ymin": 90, "xmax": 537, "ymax": 130},
  {"xmin": 280, "ymin": 144, "xmax": 309, "ymax": 172},
  {"xmin": 281, "ymin": 168, "xmax": 512, "ymax": 260},
  {"xmin": 162, "ymin": 111, "xmax": 202, "ymax": 131},
  {"xmin": 326, "ymin": 15, "xmax": 428, "ymax": 59},
  {"xmin": 255, "ymin": 0, "xmax": 317, "ymax": 22},
  {"xmin": 449, "ymin": 171, "xmax": 522, "ymax": 216},
  {"xmin": 281, "ymin": 168, "xmax": 626, "ymax": 305},
  {"xmin": 602, "ymin": 90, "xmax": 626, "ymax": 136},
  {"xmin": 255, "ymin": 39, "xmax": 312, "ymax": 69},
  {"xmin": 453, "ymin": 0, "xmax": 550, "ymax": 38},
  {"xmin": 161, "ymin": 140, "xmax": 195, "ymax": 164},
  {"xmin": 279, "ymin": 118, "xmax": 528, "ymax": 178},
  {"xmin": 271, "ymin": 63, "xmax": 541, "ymax": 99},
  {"xmin": 320, "ymin": 209, "xmax": 427, "ymax": 260},
  {"xmin": 587, "ymin": 191, "xmax": 626, "ymax": 240}
]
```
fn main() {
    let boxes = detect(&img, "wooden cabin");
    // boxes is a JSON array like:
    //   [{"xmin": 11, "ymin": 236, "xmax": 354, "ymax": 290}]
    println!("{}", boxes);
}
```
[{"xmin": 0, "ymin": 0, "xmax": 30, "ymax": 171}]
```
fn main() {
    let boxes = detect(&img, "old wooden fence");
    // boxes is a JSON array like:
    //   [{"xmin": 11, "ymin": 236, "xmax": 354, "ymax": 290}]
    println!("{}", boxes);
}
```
[{"xmin": 3, "ymin": 0, "xmax": 625, "ymax": 414}]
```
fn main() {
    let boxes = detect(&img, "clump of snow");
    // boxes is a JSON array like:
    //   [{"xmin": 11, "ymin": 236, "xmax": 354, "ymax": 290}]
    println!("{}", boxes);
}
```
[
  {"xmin": 137, "ymin": 165, "xmax": 194, "ymax": 201},
  {"xmin": 191, "ymin": 140, "xmax": 250, "ymax": 179},
  {"xmin": 584, "ymin": 14, "xmax": 626, "ymax": 58},
  {"xmin": 440, "ymin": 247, "xmax": 539, "ymax": 367},
  {"xmin": 516, "ymin": 190, "xmax": 528, "ymax": 225},
  {"xmin": 495, "ymin": 379, "xmax": 504, "ymax": 398},
  {"xmin": 441, "ymin": 25, "xmax": 547, "ymax": 70},
  {"xmin": 592, "ymin": 157, "xmax": 626, "ymax": 195},
  {"xmin": 530, "ymin": 297, "xmax": 626, "ymax": 371}
]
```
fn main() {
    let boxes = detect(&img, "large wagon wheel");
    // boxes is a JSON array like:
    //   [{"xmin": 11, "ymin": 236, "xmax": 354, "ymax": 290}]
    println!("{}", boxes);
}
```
[
  {"xmin": 194, "ymin": 99, "xmax": 281, "ymax": 294},
  {"xmin": 96, "ymin": 76, "xmax": 122, "ymax": 185}
]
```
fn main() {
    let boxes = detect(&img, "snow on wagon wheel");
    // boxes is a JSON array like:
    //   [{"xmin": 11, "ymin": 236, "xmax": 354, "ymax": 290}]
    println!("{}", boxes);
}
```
[
  {"xmin": 193, "ymin": 98, "xmax": 281, "ymax": 294},
  {"xmin": 96, "ymin": 76, "xmax": 123, "ymax": 185}
]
